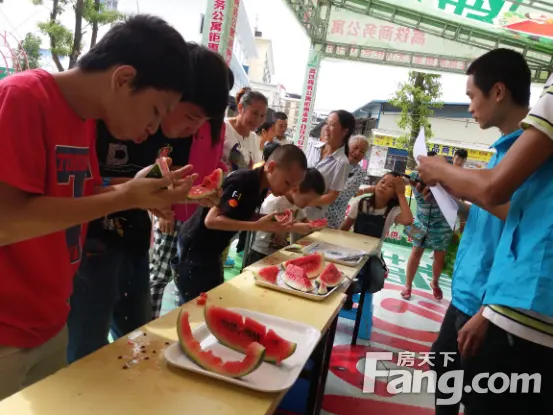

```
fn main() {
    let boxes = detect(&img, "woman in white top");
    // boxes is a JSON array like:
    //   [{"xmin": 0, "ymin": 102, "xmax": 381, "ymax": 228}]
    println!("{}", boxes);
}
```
[
  {"xmin": 222, "ymin": 87, "xmax": 268, "ymax": 265},
  {"xmin": 304, "ymin": 110, "xmax": 355, "ymax": 220},
  {"xmin": 223, "ymin": 87, "xmax": 268, "ymax": 171}
]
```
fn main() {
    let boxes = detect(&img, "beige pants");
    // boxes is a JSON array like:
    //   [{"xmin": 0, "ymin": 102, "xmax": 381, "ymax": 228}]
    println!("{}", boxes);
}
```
[{"xmin": 0, "ymin": 326, "xmax": 67, "ymax": 402}]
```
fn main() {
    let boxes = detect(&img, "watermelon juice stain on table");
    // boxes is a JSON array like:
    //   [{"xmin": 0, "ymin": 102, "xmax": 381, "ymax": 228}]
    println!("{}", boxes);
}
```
[{"xmin": 0, "ymin": 229, "xmax": 380, "ymax": 415}]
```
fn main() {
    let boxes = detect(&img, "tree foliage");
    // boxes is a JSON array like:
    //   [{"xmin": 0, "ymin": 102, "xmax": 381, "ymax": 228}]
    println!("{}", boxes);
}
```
[
  {"xmin": 389, "ymin": 71, "xmax": 443, "ymax": 170},
  {"xmin": 19, "ymin": 32, "xmax": 42, "ymax": 70},
  {"xmin": 31, "ymin": 0, "xmax": 123, "ymax": 71}
]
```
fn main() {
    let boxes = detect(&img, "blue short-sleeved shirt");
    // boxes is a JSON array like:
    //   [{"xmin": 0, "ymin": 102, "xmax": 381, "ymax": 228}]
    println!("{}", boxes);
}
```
[
  {"xmin": 484, "ymin": 154, "xmax": 553, "ymax": 316},
  {"xmin": 452, "ymin": 129, "xmax": 522, "ymax": 316}
]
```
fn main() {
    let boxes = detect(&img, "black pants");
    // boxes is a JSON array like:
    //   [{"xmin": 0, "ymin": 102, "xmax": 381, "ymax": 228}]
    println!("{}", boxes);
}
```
[
  {"xmin": 431, "ymin": 304, "xmax": 471, "ymax": 414},
  {"xmin": 243, "ymin": 249, "xmax": 267, "ymax": 268},
  {"xmin": 432, "ymin": 304, "xmax": 553, "ymax": 414},
  {"xmin": 172, "ymin": 251, "xmax": 224, "ymax": 304},
  {"xmin": 236, "ymin": 231, "xmax": 247, "ymax": 253},
  {"xmin": 462, "ymin": 320, "xmax": 553, "ymax": 414}
]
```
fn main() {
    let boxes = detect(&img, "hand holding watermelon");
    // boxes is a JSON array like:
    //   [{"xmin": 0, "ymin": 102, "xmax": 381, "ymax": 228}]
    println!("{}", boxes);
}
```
[
  {"xmin": 309, "ymin": 218, "xmax": 328, "ymax": 230},
  {"xmin": 255, "ymin": 212, "xmax": 295, "ymax": 233}
]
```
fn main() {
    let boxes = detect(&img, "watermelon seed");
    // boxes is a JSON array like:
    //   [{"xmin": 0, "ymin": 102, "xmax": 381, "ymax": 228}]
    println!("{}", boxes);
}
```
[
  {"xmin": 122, "ymin": 365, "xmax": 128, "ymax": 369},
  {"xmin": 145, "ymin": 357, "xmax": 150, "ymax": 360},
  {"xmin": 143, "ymin": 333, "xmax": 147, "ymax": 336},
  {"xmin": 218, "ymin": 297, "xmax": 222, "ymax": 300},
  {"xmin": 141, "ymin": 350, "xmax": 146, "ymax": 353},
  {"xmin": 118, "ymin": 356, "xmax": 122, "ymax": 359},
  {"xmin": 152, "ymin": 350, "xmax": 156, "ymax": 354},
  {"xmin": 165, "ymin": 342, "xmax": 170, "ymax": 345}
]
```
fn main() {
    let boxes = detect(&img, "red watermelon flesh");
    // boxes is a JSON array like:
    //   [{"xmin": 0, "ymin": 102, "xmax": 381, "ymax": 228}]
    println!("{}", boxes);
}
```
[
  {"xmin": 319, "ymin": 263, "xmax": 344, "ymax": 287},
  {"xmin": 284, "ymin": 253, "xmax": 324, "ymax": 279},
  {"xmin": 283, "ymin": 264, "xmax": 315, "ymax": 292},
  {"xmin": 310, "ymin": 218, "xmax": 328, "ymax": 228},
  {"xmin": 254, "ymin": 265, "xmax": 279, "ymax": 284},
  {"xmin": 273, "ymin": 208, "xmax": 294, "ymax": 223},
  {"xmin": 204, "ymin": 305, "xmax": 297, "ymax": 364},
  {"xmin": 157, "ymin": 156, "xmax": 171, "ymax": 175},
  {"xmin": 177, "ymin": 309, "xmax": 265, "ymax": 378},
  {"xmin": 188, "ymin": 168, "xmax": 224, "ymax": 200}
]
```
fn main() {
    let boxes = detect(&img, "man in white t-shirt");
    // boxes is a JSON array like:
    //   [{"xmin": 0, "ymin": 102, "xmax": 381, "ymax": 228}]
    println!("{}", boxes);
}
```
[{"xmin": 272, "ymin": 112, "xmax": 294, "ymax": 146}]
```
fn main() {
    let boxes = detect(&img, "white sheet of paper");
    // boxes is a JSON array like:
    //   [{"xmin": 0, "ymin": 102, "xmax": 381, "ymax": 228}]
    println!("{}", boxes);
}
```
[{"xmin": 413, "ymin": 130, "xmax": 459, "ymax": 230}]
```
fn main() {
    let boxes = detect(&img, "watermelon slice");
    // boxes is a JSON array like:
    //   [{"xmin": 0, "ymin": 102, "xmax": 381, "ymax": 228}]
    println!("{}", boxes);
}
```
[
  {"xmin": 177, "ymin": 309, "xmax": 265, "ymax": 378},
  {"xmin": 188, "ymin": 168, "xmax": 224, "ymax": 200},
  {"xmin": 204, "ymin": 305, "xmax": 297, "ymax": 364},
  {"xmin": 273, "ymin": 208, "xmax": 294, "ymax": 223},
  {"xmin": 319, "ymin": 263, "xmax": 344, "ymax": 287},
  {"xmin": 283, "ymin": 264, "xmax": 315, "ymax": 292},
  {"xmin": 254, "ymin": 265, "xmax": 279, "ymax": 284},
  {"xmin": 309, "ymin": 218, "xmax": 328, "ymax": 228},
  {"xmin": 145, "ymin": 156, "xmax": 171, "ymax": 179},
  {"xmin": 317, "ymin": 281, "xmax": 328, "ymax": 295},
  {"xmin": 284, "ymin": 253, "xmax": 325, "ymax": 280}
]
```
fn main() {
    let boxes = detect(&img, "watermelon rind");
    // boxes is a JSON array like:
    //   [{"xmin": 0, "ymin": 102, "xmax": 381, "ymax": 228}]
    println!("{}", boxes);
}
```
[
  {"xmin": 284, "ymin": 253, "xmax": 325, "ymax": 279},
  {"xmin": 204, "ymin": 305, "xmax": 297, "ymax": 364},
  {"xmin": 177, "ymin": 309, "xmax": 265, "ymax": 378},
  {"xmin": 317, "ymin": 281, "xmax": 328, "ymax": 295},
  {"xmin": 318, "ymin": 263, "xmax": 344, "ymax": 287}
]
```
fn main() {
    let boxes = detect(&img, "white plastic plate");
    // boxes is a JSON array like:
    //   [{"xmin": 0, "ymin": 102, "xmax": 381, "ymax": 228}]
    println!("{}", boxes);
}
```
[
  {"xmin": 302, "ymin": 242, "xmax": 369, "ymax": 267},
  {"xmin": 164, "ymin": 308, "xmax": 321, "ymax": 392},
  {"xmin": 253, "ymin": 268, "xmax": 347, "ymax": 301}
]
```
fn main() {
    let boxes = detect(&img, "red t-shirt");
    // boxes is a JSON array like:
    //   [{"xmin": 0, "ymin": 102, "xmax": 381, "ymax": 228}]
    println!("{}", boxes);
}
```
[{"xmin": 0, "ymin": 70, "xmax": 101, "ymax": 348}]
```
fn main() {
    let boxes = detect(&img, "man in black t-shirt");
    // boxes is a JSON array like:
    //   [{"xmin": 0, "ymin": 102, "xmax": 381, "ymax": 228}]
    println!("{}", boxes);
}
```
[{"xmin": 174, "ymin": 145, "xmax": 307, "ymax": 302}]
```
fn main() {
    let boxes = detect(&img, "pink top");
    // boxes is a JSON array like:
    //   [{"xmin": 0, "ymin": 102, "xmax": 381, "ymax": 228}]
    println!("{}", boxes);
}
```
[{"xmin": 173, "ymin": 122, "xmax": 228, "ymax": 222}]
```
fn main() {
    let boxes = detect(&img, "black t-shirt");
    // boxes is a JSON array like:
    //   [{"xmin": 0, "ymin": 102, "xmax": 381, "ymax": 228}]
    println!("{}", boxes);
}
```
[
  {"xmin": 87, "ymin": 121, "xmax": 193, "ymax": 253},
  {"xmin": 179, "ymin": 167, "xmax": 268, "ymax": 259}
]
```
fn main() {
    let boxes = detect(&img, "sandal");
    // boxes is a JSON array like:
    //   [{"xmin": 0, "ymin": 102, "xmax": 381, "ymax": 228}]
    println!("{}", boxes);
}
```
[
  {"xmin": 430, "ymin": 282, "xmax": 443, "ymax": 300},
  {"xmin": 400, "ymin": 288, "xmax": 412, "ymax": 300}
]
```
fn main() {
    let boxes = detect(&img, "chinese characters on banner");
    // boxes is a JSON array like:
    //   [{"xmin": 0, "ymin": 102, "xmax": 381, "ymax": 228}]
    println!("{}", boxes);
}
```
[
  {"xmin": 205, "ymin": 0, "xmax": 227, "ymax": 53},
  {"xmin": 373, "ymin": 136, "xmax": 493, "ymax": 162},
  {"xmin": 225, "ymin": 0, "xmax": 240, "ymax": 64},
  {"xmin": 326, "ymin": 9, "xmax": 487, "ymax": 69},
  {"xmin": 297, "ymin": 68, "xmax": 317, "ymax": 148}
]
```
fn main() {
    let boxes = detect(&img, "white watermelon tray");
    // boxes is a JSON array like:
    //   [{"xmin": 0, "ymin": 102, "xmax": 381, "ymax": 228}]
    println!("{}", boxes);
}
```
[
  {"xmin": 164, "ymin": 308, "xmax": 321, "ymax": 392},
  {"xmin": 253, "ymin": 268, "xmax": 349, "ymax": 301},
  {"xmin": 302, "ymin": 241, "xmax": 369, "ymax": 267}
]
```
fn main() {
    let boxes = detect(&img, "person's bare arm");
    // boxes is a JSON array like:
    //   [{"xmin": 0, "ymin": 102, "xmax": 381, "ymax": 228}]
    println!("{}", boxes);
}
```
[
  {"xmin": 418, "ymin": 127, "xmax": 553, "ymax": 206},
  {"xmin": 340, "ymin": 217, "xmax": 355, "ymax": 232},
  {"xmin": 0, "ymin": 182, "xmax": 129, "ymax": 246},
  {"xmin": 204, "ymin": 207, "xmax": 291, "ymax": 233},
  {"xmin": 395, "ymin": 195, "xmax": 414, "ymax": 225},
  {"xmin": 308, "ymin": 190, "xmax": 340, "ymax": 207}
]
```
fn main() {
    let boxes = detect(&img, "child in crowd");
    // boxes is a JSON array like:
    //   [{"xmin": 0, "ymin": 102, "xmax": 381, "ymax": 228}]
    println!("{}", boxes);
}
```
[
  {"xmin": 174, "ymin": 144, "xmax": 307, "ymax": 303},
  {"xmin": 340, "ymin": 172, "xmax": 413, "ymax": 306},
  {"xmin": 0, "ymin": 15, "xmax": 193, "ymax": 400},
  {"xmin": 245, "ymin": 168, "xmax": 327, "ymax": 267}
]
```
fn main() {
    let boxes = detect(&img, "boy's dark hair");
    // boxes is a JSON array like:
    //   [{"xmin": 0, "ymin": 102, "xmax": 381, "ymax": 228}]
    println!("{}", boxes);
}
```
[
  {"xmin": 268, "ymin": 144, "xmax": 307, "ymax": 170},
  {"xmin": 274, "ymin": 112, "xmax": 288, "ymax": 121},
  {"xmin": 299, "ymin": 168, "xmax": 325, "ymax": 195},
  {"xmin": 236, "ymin": 87, "xmax": 268, "ymax": 108},
  {"xmin": 454, "ymin": 149, "xmax": 468, "ymax": 159},
  {"xmin": 466, "ymin": 48, "xmax": 531, "ymax": 107},
  {"xmin": 256, "ymin": 120, "xmax": 275, "ymax": 135},
  {"xmin": 78, "ymin": 15, "xmax": 191, "ymax": 96},
  {"xmin": 331, "ymin": 110, "xmax": 356, "ymax": 157},
  {"xmin": 427, "ymin": 151, "xmax": 437, "ymax": 157},
  {"xmin": 184, "ymin": 43, "xmax": 233, "ymax": 144},
  {"xmin": 262, "ymin": 142, "xmax": 279, "ymax": 162}
]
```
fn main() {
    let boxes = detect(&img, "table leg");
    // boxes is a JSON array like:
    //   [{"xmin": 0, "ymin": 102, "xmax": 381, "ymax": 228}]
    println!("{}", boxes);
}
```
[{"xmin": 305, "ymin": 316, "xmax": 338, "ymax": 415}]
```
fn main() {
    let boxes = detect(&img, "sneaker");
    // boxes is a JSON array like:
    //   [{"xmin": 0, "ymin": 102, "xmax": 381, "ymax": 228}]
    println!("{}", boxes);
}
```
[{"xmin": 224, "ymin": 258, "xmax": 235, "ymax": 268}]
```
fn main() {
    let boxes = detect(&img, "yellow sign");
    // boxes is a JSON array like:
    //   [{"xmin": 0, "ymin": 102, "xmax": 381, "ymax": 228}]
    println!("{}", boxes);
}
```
[{"xmin": 373, "ymin": 135, "xmax": 492, "ymax": 162}]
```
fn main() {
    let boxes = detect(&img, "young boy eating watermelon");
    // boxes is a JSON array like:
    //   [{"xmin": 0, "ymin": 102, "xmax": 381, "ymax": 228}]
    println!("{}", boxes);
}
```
[
  {"xmin": 174, "ymin": 144, "xmax": 307, "ymax": 302},
  {"xmin": 244, "ymin": 168, "xmax": 326, "ymax": 267},
  {"xmin": 0, "ymin": 15, "xmax": 195, "ymax": 400}
]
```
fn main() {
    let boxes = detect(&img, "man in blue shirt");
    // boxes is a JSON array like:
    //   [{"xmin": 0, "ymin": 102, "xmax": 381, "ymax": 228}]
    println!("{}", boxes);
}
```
[{"xmin": 429, "ymin": 49, "xmax": 532, "ymax": 414}]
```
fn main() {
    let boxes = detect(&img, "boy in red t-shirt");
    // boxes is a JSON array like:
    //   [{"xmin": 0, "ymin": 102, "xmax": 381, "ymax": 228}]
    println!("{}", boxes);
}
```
[{"xmin": 0, "ymin": 15, "xmax": 197, "ymax": 400}]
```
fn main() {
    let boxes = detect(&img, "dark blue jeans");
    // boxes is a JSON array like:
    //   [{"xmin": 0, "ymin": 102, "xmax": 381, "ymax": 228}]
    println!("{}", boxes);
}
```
[
  {"xmin": 172, "ymin": 242, "xmax": 224, "ymax": 304},
  {"xmin": 67, "ymin": 239, "xmax": 152, "ymax": 364}
]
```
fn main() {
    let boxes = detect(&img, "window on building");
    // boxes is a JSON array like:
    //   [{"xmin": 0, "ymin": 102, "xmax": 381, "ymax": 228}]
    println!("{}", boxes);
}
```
[
  {"xmin": 103, "ymin": 0, "xmax": 118, "ymax": 10},
  {"xmin": 384, "ymin": 148, "xmax": 408, "ymax": 173}
]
